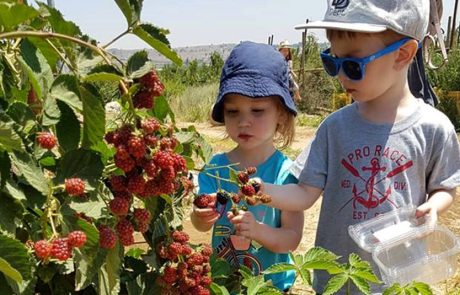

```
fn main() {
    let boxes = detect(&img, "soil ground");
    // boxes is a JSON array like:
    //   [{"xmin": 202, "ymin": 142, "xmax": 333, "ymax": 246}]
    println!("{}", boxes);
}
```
[{"xmin": 178, "ymin": 122, "xmax": 460, "ymax": 294}]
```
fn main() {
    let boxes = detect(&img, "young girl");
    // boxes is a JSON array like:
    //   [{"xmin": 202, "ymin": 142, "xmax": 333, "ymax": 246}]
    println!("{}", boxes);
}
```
[
  {"xmin": 278, "ymin": 40, "xmax": 302, "ymax": 103},
  {"xmin": 191, "ymin": 41, "xmax": 304, "ymax": 291}
]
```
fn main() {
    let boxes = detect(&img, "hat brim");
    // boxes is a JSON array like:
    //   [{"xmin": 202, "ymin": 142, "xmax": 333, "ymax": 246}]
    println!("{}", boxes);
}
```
[
  {"xmin": 295, "ymin": 21, "xmax": 387, "ymax": 33},
  {"xmin": 211, "ymin": 74, "xmax": 296, "ymax": 123}
]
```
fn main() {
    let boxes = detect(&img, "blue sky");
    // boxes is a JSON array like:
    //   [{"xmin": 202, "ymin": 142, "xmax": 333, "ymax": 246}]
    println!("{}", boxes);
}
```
[{"xmin": 54, "ymin": 0, "xmax": 457, "ymax": 49}]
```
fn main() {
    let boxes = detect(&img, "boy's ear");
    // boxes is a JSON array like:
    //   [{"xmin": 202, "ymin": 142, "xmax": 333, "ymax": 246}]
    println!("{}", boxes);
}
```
[{"xmin": 394, "ymin": 40, "xmax": 418, "ymax": 70}]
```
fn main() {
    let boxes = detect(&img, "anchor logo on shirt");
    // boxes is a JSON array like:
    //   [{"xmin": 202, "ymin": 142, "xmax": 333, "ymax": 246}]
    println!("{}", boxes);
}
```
[{"xmin": 340, "ymin": 157, "xmax": 413, "ymax": 210}]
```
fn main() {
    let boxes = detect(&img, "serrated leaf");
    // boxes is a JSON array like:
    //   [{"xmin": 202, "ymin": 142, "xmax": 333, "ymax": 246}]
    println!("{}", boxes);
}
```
[
  {"xmin": 98, "ymin": 242, "xmax": 122, "ymax": 295},
  {"xmin": 383, "ymin": 284, "xmax": 401, "ymax": 295},
  {"xmin": 115, "ymin": 0, "xmax": 142, "ymax": 27},
  {"xmin": 298, "ymin": 267, "xmax": 312, "ymax": 286},
  {"xmin": 55, "ymin": 149, "xmax": 104, "ymax": 190},
  {"xmin": 84, "ymin": 72, "xmax": 124, "ymax": 83},
  {"xmin": 210, "ymin": 257, "xmax": 232, "ymax": 279},
  {"xmin": 411, "ymin": 282, "xmax": 433, "ymax": 294},
  {"xmin": 0, "ymin": 257, "xmax": 22, "ymax": 283},
  {"xmin": 0, "ymin": 189, "xmax": 25, "ymax": 234},
  {"xmin": 350, "ymin": 275, "xmax": 371, "ymax": 295},
  {"xmin": 10, "ymin": 151, "xmax": 48, "ymax": 195},
  {"xmin": 80, "ymin": 86, "xmax": 105, "ymax": 149},
  {"xmin": 304, "ymin": 247, "xmax": 340, "ymax": 263},
  {"xmin": 242, "ymin": 274, "xmax": 271, "ymax": 295},
  {"xmin": 351, "ymin": 269, "xmax": 380, "ymax": 283},
  {"xmin": 67, "ymin": 192, "xmax": 106, "ymax": 220},
  {"xmin": 322, "ymin": 273, "xmax": 349, "ymax": 295},
  {"xmin": 0, "ymin": 234, "xmax": 33, "ymax": 281},
  {"xmin": 153, "ymin": 95, "xmax": 173, "ymax": 122},
  {"xmin": 264, "ymin": 263, "xmax": 297, "ymax": 275},
  {"xmin": 126, "ymin": 50, "xmax": 154, "ymax": 79},
  {"xmin": 42, "ymin": 96, "xmax": 61, "ymax": 126},
  {"xmin": 18, "ymin": 39, "xmax": 53, "ymax": 101},
  {"xmin": 0, "ymin": 121, "xmax": 24, "ymax": 153},
  {"xmin": 56, "ymin": 100, "xmax": 80, "ymax": 152},
  {"xmin": 6, "ymin": 102, "xmax": 36, "ymax": 134},
  {"xmin": 210, "ymin": 282, "xmax": 230, "ymax": 295},
  {"xmin": 0, "ymin": 2, "xmax": 39, "ymax": 30},
  {"xmin": 38, "ymin": 2, "xmax": 81, "ymax": 37},
  {"xmin": 174, "ymin": 131, "xmax": 195, "ymax": 144},
  {"xmin": 27, "ymin": 37, "xmax": 60, "ymax": 70},
  {"xmin": 132, "ymin": 23, "xmax": 182, "ymax": 66},
  {"xmin": 51, "ymin": 74, "xmax": 83, "ymax": 112}
]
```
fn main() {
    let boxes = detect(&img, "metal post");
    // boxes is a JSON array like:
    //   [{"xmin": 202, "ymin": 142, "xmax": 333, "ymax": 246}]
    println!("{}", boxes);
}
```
[{"xmin": 450, "ymin": 0, "xmax": 459, "ymax": 49}]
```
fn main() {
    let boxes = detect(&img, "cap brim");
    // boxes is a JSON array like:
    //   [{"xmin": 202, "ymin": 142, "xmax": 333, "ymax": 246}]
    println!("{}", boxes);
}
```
[{"xmin": 295, "ymin": 21, "xmax": 387, "ymax": 33}]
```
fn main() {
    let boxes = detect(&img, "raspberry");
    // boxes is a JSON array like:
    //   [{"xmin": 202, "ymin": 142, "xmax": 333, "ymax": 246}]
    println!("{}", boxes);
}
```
[
  {"xmin": 156, "ymin": 242, "xmax": 169, "ymax": 259},
  {"xmin": 200, "ymin": 244, "xmax": 213, "ymax": 257},
  {"xmin": 116, "ymin": 219, "xmax": 134, "ymax": 236},
  {"xmin": 127, "ymin": 136, "xmax": 146, "ymax": 159},
  {"xmin": 251, "ymin": 181, "xmax": 261, "ymax": 194},
  {"xmin": 162, "ymin": 266, "xmax": 177, "ymax": 284},
  {"xmin": 193, "ymin": 194, "xmax": 211, "ymax": 209},
  {"xmin": 65, "ymin": 178, "xmax": 85, "ymax": 196},
  {"xmin": 160, "ymin": 137, "xmax": 176, "ymax": 150},
  {"xmin": 153, "ymin": 150, "xmax": 175, "ymax": 169},
  {"xmin": 113, "ymin": 125, "xmax": 133, "ymax": 146},
  {"xmin": 160, "ymin": 166, "xmax": 176, "ymax": 182},
  {"xmin": 133, "ymin": 208, "xmax": 151, "ymax": 224},
  {"xmin": 114, "ymin": 191, "xmax": 133, "ymax": 202},
  {"xmin": 173, "ymin": 154, "xmax": 187, "ymax": 172},
  {"xmin": 144, "ymin": 160, "xmax": 158, "ymax": 178},
  {"xmin": 237, "ymin": 172, "xmax": 249, "ymax": 184},
  {"xmin": 143, "ymin": 179, "xmax": 162, "ymax": 198},
  {"xmin": 133, "ymin": 90, "xmax": 154, "ymax": 109},
  {"xmin": 144, "ymin": 134, "xmax": 158, "ymax": 147},
  {"xmin": 68, "ymin": 231, "xmax": 87, "ymax": 248},
  {"xmin": 189, "ymin": 285, "xmax": 209, "ymax": 295},
  {"xmin": 137, "ymin": 222, "xmax": 149, "ymax": 233},
  {"xmin": 51, "ymin": 238, "xmax": 72, "ymax": 261},
  {"xmin": 200, "ymin": 276, "xmax": 212, "ymax": 287},
  {"xmin": 181, "ymin": 177, "xmax": 194, "ymax": 193},
  {"xmin": 37, "ymin": 132, "xmax": 57, "ymax": 149},
  {"xmin": 181, "ymin": 244, "xmax": 193, "ymax": 256},
  {"xmin": 216, "ymin": 191, "xmax": 229, "ymax": 205},
  {"xmin": 172, "ymin": 230, "xmax": 189, "ymax": 244},
  {"xmin": 157, "ymin": 181, "xmax": 176, "ymax": 195},
  {"xmin": 104, "ymin": 131, "xmax": 116, "ymax": 144},
  {"xmin": 231, "ymin": 194, "xmax": 241, "ymax": 204},
  {"xmin": 114, "ymin": 154, "xmax": 136, "ymax": 172},
  {"xmin": 98, "ymin": 225, "xmax": 117, "ymax": 249},
  {"xmin": 141, "ymin": 118, "xmax": 161, "ymax": 134},
  {"xmin": 109, "ymin": 175, "xmax": 127, "ymax": 192},
  {"xmin": 246, "ymin": 167, "xmax": 257, "ymax": 175},
  {"xmin": 127, "ymin": 174, "xmax": 146, "ymax": 195},
  {"xmin": 186, "ymin": 253, "xmax": 204, "ymax": 266},
  {"xmin": 241, "ymin": 184, "xmax": 255, "ymax": 196},
  {"xmin": 119, "ymin": 232, "xmax": 134, "ymax": 246},
  {"xmin": 34, "ymin": 240, "xmax": 52, "ymax": 259},
  {"xmin": 115, "ymin": 145, "xmax": 130, "ymax": 159},
  {"xmin": 167, "ymin": 242, "xmax": 183, "ymax": 260},
  {"xmin": 109, "ymin": 197, "xmax": 130, "ymax": 216},
  {"xmin": 139, "ymin": 71, "xmax": 165, "ymax": 97}
]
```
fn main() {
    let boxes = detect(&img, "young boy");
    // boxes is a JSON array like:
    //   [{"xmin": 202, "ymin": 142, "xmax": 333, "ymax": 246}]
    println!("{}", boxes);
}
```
[{"xmin": 257, "ymin": 0, "xmax": 460, "ymax": 293}]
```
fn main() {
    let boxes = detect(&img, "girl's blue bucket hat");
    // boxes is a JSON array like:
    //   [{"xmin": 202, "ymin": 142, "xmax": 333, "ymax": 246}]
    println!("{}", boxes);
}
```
[{"xmin": 211, "ymin": 41, "xmax": 297, "ymax": 123}]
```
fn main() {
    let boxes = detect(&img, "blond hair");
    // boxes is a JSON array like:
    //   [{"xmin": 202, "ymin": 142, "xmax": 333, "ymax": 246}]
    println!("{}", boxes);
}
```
[
  {"xmin": 326, "ymin": 29, "xmax": 406, "ymax": 46},
  {"xmin": 273, "ymin": 97, "xmax": 295, "ymax": 150}
]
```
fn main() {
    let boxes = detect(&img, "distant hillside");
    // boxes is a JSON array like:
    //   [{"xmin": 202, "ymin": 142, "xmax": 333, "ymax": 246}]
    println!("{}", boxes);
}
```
[{"xmin": 109, "ymin": 44, "xmax": 236, "ymax": 67}]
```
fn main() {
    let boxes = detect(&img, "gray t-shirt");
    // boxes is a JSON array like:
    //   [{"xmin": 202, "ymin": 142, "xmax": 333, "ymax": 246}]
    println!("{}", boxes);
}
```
[{"xmin": 291, "ymin": 100, "xmax": 460, "ymax": 294}]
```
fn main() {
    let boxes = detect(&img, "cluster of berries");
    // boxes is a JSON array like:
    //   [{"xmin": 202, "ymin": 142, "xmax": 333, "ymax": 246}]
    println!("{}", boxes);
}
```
[
  {"xmin": 65, "ymin": 177, "xmax": 86, "ymax": 197},
  {"xmin": 132, "ymin": 70, "xmax": 165, "ymax": 109},
  {"xmin": 37, "ymin": 131, "xmax": 57, "ymax": 150},
  {"xmin": 33, "ymin": 231, "xmax": 87, "ymax": 261},
  {"xmin": 156, "ymin": 230, "xmax": 213, "ymax": 295},
  {"xmin": 236, "ymin": 167, "xmax": 271, "ymax": 205}
]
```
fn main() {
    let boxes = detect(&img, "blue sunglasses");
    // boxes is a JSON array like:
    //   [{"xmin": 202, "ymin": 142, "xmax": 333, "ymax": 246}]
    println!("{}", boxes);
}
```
[{"xmin": 320, "ymin": 38, "xmax": 413, "ymax": 81}]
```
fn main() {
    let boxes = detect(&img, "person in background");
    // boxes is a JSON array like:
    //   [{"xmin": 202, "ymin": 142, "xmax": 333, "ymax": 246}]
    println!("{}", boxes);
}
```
[
  {"xmin": 191, "ymin": 41, "xmax": 304, "ymax": 292},
  {"xmin": 278, "ymin": 40, "xmax": 302, "ymax": 103}
]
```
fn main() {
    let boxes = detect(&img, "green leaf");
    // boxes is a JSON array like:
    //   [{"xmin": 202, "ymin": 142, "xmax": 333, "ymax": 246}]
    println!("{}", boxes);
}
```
[
  {"xmin": 0, "ymin": 152, "xmax": 11, "ymax": 188},
  {"xmin": 27, "ymin": 37, "xmax": 60, "ymax": 70},
  {"xmin": 55, "ymin": 149, "xmax": 104, "ymax": 190},
  {"xmin": 133, "ymin": 23, "xmax": 182, "ymax": 66},
  {"xmin": 383, "ymin": 284, "xmax": 401, "ymax": 295},
  {"xmin": 6, "ymin": 102, "xmax": 36, "ymax": 134},
  {"xmin": 350, "ymin": 275, "xmax": 371, "ymax": 295},
  {"xmin": 351, "ymin": 269, "xmax": 380, "ymax": 283},
  {"xmin": 173, "ymin": 131, "xmax": 195, "ymax": 144},
  {"xmin": 67, "ymin": 188, "xmax": 106, "ymax": 219},
  {"xmin": 0, "ymin": 2, "xmax": 39, "ymax": 30},
  {"xmin": 18, "ymin": 39, "xmax": 53, "ymax": 101},
  {"xmin": 115, "ymin": 0, "xmax": 142, "ymax": 26},
  {"xmin": 0, "ymin": 257, "xmax": 22, "ymax": 283},
  {"xmin": 322, "ymin": 273, "xmax": 349, "ymax": 295},
  {"xmin": 56, "ymin": 100, "xmax": 80, "ymax": 152},
  {"xmin": 84, "ymin": 72, "xmax": 124, "ymax": 83},
  {"xmin": 0, "ymin": 191, "xmax": 25, "ymax": 233},
  {"xmin": 126, "ymin": 50, "xmax": 154, "ymax": 79},
  {"xmin": 0, "ymin": 120, "xmax": 24, "ymax": 153},
  {"xmin": 210, "ymin": 257, "xmax": 232, "ymax": 279},
  {"xmin": 210, "ymin": 282, "xmax": 230, "ymax": 295},
  {"xmin": 98, "ymin": 242, "xmax": 122, "ymax": 295},
  {"xmin": 0, "ymin": 274, "xmax": 14, "ymax": 295},
  {"xmin": 0, "ymin": 234, "xmax": 34, "ymax": 281},
  {"xmin": 264, "ymin": 263, "xmax": 297, "ymax": 275},
  {"xmin": 38, "ymin": 2, "xmax": 81, "ymax": 37},
  {"xmin": 153, "ymin": 95, "xmax": 172, "ymax": 121},
  {"xmin": 411, "ymin": 282, "xmax": 433, "ymax": 294},
  {"xmin": 42, "ymin": 96, "xmax": 61, "ymax": 126},
  {"xmin": 51, "ymin": 75, "xmax": 83, "ymax": 112},
  {"xmin": 242, "ymin": 274, "xmax": 271, "ymax": 295},
  {"xmin": 298, "ymin": 267, "xmax": 312, "ymax": 286},
  {"xmin": 10, "ymin": 151, "xmax": 48, "ymax": 195},
  {"xmin": 80, "ymin": 86, "xmax": 105, "ymax": 149}
]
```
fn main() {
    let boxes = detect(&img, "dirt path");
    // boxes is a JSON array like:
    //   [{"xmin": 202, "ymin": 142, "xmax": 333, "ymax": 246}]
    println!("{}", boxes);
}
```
[{"xmin": 180, "ymin": 122, "xmax": 460, "ymax": 294}]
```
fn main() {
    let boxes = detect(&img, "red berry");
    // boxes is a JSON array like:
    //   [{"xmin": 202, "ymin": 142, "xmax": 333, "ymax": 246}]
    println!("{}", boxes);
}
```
[
  {"xmin": 109, "ymin": 175, "xmax": 127, "ymax": 192},
  {"xmin": 127, "ymin": 174, "xmax": 146, "ymax": 195},
  {"xmin": 200, "ymin": 276, "xmax": 212, "ymax": 287},
  {"xmin": 201, "ymin": 244, "xmax": 213, "ymax": 257},
  {"xmin": 98, "ymin": 225, "xmax": 117, "ymax": 249},
  {"xmin": 114, "ymin": 154, "xmax": 136, "ymax": 172},
  {"xmin": 51, "ymin": 238, "xmax": 72, "ymax": 261},
  {"xmin": 119, "ymin": 232, "xmax": 134, "ymax": 246},
  {"xmin": 133, "ymin": 90, "xmax": 154, "ymax": 109},
  {"xmin": 246, "ymin": 167, "xmax": 257, "ymax": 175},
  {"xmin": 237, "ymin": 172, "xmax": 249, "ymax": 184},
  {"xmin": 68, "ymin": 231, "xmax": 87, "ymax": 248},
  {"xmin": 65, "ymin": 178, "xmax": 85, "ymax": 196},
  {"xmin": 241, "ymin": 184, "xmax": 255, "ymax": 196},
  {"xmin": 127, "ymin": 136, "xmax": 146, "ymax": 159},
  {"xmin": 173, "ymin": 154, "xmax": 187, "ymax": 173},
  {"xmin": 109, "ymin": 197, "xmax": 130, "ymax": 216},
  {"xmin": 187, "ymin": 253, "xmax": 204, "ymax": 266},
  {"xmin": 141, "ymin": 118, "xmax": 161, "ymax": 134},
  {"xmin": 193, "ymin": 194, "xmax": 211, "ymax": 209},
  {"xmin": 144, "ymin": 134, "xmax": 158, "ymax": 147},
  {"xmin": 160, "ymin": 166, "xmax": 176, "ymax": 182},
  {"xmin": 153, "ymin": 150, "xmax": 175, "ymax": 169},
  {"xmin": 116, "ymin": 219, "xmax": 134, "ymax": 236},
  {"xmin": 144, "ymin": 160, "xmax": 158, "ymax": 178},
  {"xmin": 134, "ymin": 208, "xmax": 151, "ymax": 224},
  {"xmin": 172, "ymin": 230, "xmax": 190, "ymax": 244},
  {"xmin": 162, "ymin": 266, "xmax": 177, "ymax": 284},
  {"xmin": 37, "ymin": 132, "xmax": 57, "ymax": 149},
  {"xmin": 34, "ymin": 240, "xmax": 52, "ymax": 259}
]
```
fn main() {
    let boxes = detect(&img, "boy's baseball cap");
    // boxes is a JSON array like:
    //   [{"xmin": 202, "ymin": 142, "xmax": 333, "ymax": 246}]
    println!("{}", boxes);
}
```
[
  {"xmin": 211, "ymin": 41, "xmax": 297, "ymax": 123},
  {"xmin": 295, "ymin": 0, "xmax": 429, "ymax": 41}
]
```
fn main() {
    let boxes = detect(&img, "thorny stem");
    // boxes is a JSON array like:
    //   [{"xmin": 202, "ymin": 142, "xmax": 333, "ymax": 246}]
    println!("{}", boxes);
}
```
[{"xmin": 0, "ymin": 31, "xmax": 112, "ymax": 65}]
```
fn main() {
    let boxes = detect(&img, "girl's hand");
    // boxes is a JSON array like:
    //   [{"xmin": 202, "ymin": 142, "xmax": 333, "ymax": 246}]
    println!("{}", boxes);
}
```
[
  {"xmin": 227, "ymin": 210, "xmax": 259, "ymax": 240},
  {"xmin": 192, "ymin": 205, "xmax": 220, "ymax": 227},
  {"xmin": 415, "ymin": 202, "xmax": 438, "ymax": 227}
]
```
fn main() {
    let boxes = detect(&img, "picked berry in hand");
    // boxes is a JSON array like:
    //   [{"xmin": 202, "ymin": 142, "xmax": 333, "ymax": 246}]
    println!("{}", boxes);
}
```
[{"xmin": 216, "ymin": 191, "xmax": 230, "ymax": 205}]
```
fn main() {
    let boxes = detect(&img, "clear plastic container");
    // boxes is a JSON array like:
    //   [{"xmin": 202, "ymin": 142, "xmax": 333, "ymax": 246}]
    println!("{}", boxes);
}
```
[{"xmin": 348, "ymin": 206, "xmax": 460, "ymax": 286}]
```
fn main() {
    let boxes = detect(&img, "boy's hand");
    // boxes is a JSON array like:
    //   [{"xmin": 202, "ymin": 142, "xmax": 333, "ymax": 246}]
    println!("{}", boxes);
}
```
[
  {"xmin": 415, "ymin": 202, "xmax": 438, "ymax": 227},
  {"xmin": 227, "ymin": 210, "xmax": 259, "ymax": 240}
]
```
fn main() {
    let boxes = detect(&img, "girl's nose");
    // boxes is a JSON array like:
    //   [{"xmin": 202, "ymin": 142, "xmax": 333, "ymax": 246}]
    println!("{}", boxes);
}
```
[{"xmin": 238, "ymin": 113, "xmax": 251, "ymax": 127}]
